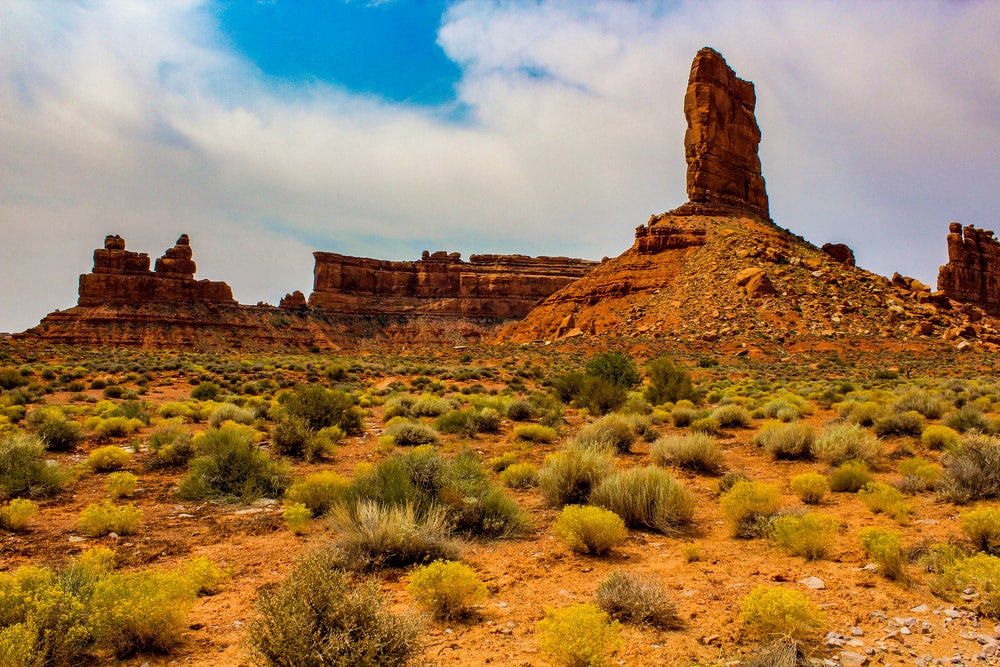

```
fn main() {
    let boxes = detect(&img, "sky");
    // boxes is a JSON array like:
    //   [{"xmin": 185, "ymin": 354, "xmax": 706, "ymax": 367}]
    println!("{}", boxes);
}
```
[{"xmin": 1, "ymin": 0, "xmax": 998, "ymax": 334}]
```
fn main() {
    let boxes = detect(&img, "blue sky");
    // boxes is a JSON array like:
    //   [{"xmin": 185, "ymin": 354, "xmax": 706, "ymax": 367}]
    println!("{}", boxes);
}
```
[
  {"xmin": 1, "ymin": 1, "xmax": 998, "ymax": 333},
  {"xmin": 215, "ymin": 0, "xmax": 462, "ymax": 107}
]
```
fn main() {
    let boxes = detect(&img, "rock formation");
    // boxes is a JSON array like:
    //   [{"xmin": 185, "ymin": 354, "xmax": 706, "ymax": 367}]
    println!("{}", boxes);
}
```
[
  {"xmin": 822, "ymin": 243, "xmax": 856, "ymax": 266},
  {"xmin": 309, "ymin": 251, "xmax": 598, "ymax": 318},
  {"xmin": 937, "ymin": 222, "xmax": 1000, "ymax": 314},
  {"xmin": 78, "ymin": 235, "xmax": 234, "ymax": 307},
  {"xmin": 671, "ymin": 47, "xmax": 769, "ymax": 219}
]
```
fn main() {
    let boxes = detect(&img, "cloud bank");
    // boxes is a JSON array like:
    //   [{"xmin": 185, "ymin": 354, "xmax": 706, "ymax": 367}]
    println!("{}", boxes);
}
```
[{"xmin": 2, "ymin": 0, "xmax": 998, "ymax": 333}]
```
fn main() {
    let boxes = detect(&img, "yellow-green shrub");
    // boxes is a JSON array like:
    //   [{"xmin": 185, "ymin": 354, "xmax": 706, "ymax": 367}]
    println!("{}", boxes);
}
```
[
  {"xmin": 898, "ymin": 457, "xmax": 943, "ymax": 491},
  {"xmin": 922, "ymin": 424, "xmax": 960, "ymax": 451},
  {"xmin": 182, "ymin": 556, "xmax": 229, "ymax": 596},
  {"xmin": 553, "ymin": 505, "xmax": 628, "ymax": 555},
  {"xmin": 768, "ymin": 512, "xmax": 839, "ymax": 560},
  {"xmin": 828, "ymin": 460, "xmax": 875, "ymax": 493},
  {"xmin": 753, "ymin": 421, "xmax": 815, "ymax": 459},
  {"xmin": 78, "ymin": 501, "xmax": 143, "ymax": 537},
  {"xmin": 812, "ymin": 423, "xmax": 881, "ymax": 466},
  {"xmin": 720, "ymin": 481, "xmax": 781, "ymax": 538},
  {"xmin": 931, "ymin": 553, "xmax": 1000, "ymax": 617},
  {"xmin": 89, "ymin": 570, "xmax": 196, "ymax": 656},
  {"xmin": 962, "ymin": 507, "xmax": 1000, "ymax": 555},
  {"xmin": 284, "ymin": 502, "xmax": 311, "ymax": 535},
  {"xmin": 859, "ymin": 527, "xmax": 907, "ymax": 580},
  {"xmin": 789, "ymin": 472, "xmax": 828, "ymax": 504},
  {"xmin": 87, "ymin": 416, "xmax": 144, "ymax": 440},
  {"xmin": 105, "ymin": 471, "xmax": 138, "ymax": 499},
  {"xmin": 0, "ymin": 567, "xmax": 90, "ymax": 666},
  {"xmin": 406, "ymin": 559, "xmax": 487, "ymax": 620},
  {"xmin": 858, "ymin": 482, "xmax": 911, "ymax": 523},
  {"xmin": 0, "ymin": 498, "xmax": 37, "ymax": 531},
  {"xmin": 488, "ymin": 451, "xmax": 518, "ymax": 473},
  {"xmin": 741, "ymin": 586, "xmax": 824, "ymax": 641},
  {"xmin": 284, "ymin": 471, "xmax": 350, "ymax": 516},
  {"xmin": 157, "ymin": 401, "xmax": 196, "ymax": 420},
  {"xmin": 87, "ymin": 445, "xmax": 130, "ymax": 472},
  {"xmin": 513, "ymin": 424, "xmax": 558, "ymax": 443},
  {"xmin": 499, "ymin": 462, "xmax": 538, "ymax": 488},
  {"xmin": 537, "ymin": 603, "xmax": 622, "ymax": 667}
]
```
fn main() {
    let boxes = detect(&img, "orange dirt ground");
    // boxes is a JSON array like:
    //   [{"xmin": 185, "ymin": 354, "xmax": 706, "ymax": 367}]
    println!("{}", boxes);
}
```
[{"xmin": 3, "ymin": 345, "xmax": 1000, "ymax": 667}]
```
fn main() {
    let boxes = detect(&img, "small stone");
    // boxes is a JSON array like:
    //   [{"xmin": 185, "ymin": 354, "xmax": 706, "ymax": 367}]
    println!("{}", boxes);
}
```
[
  {"xmin": 851, "ymin": 627, "xmax": 865, "ymax": 637},
  {"xmin": 839, "ymin": 650, "xmax": 868, "ymax": 666},
  {"xmin": 910, "ymin": 604, "xmax": 930, "ymax": 613},
  {"xmin": 68, "ymin": 535, "xmax": 86, "ymax": 543},
  {"xmin": 799, "ymin": 576, "xmax": 825, "ymax": 590}
]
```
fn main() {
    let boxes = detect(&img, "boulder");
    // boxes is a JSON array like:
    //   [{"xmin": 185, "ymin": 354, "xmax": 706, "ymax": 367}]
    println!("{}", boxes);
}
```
[{"xmin": 822, "ymin": 243, "xmax": 856, "ymax": 266}]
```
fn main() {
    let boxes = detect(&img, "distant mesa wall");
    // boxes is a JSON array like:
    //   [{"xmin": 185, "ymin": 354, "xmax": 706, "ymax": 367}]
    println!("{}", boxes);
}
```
[
  {"xmin": 78, "ymin": 234, "xmax": 235, "ymax": 307},
  {"xmin": 309, "ymin": 250, "xmax": 599, "ymax": 318},
  {"xmin": 938, "ymin": 222, "xmax": 1000, "ymax": 314}
]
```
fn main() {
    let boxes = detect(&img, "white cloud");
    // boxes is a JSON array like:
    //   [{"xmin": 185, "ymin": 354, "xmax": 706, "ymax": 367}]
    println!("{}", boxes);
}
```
[{"xmin": 1, "ymin": 0, "xmax": 998, "ymax": 332}]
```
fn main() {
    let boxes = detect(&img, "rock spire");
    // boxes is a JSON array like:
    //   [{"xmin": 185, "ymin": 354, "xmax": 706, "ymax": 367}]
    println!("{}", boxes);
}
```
[{"xmin": 675, "ymin": 47, "xmax": 769, "ymax": 219}]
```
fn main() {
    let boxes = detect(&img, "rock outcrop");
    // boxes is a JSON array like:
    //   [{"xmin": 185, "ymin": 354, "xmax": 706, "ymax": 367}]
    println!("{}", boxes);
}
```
[
  {"xmin": 309, "ymin": 251, "xmax": 598, "ymax": 318},
  {"xmin": 671, "ymin": 47, "xmax": 769, "ymax": 219},
  {"xmin": 78, "ymin": 235, "xmax": 234, "ymax": 307},
  {"xmin": 822, "ymin": 243, "xmax": 856, "ymax": 266},
  {"xmin": 937, "ymin": 222, "xmax": 1000, "ymax": 314},
  {"xmin": 498, "ymin": 49, "xmax": 999, "ymax": 354}
]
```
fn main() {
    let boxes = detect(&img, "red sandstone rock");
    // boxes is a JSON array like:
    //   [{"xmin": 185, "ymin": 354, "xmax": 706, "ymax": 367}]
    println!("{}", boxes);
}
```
[
  {"xmin": 937, "ymin": 222, "xmax": 1000, "ymax": 314},
  {"xmin": 309, "ymin": 251, "xmax": 597, "ymax": 318},
  {"xmin": 279, "ymin": 290, "xmax": 307, "ymax": 309},
  {"xmin": 822, "ymin": 243, "xmax": 856, "ymax": 266},
  {"xmin": 77, "ymin": 235, "xmax": 234, "ymax": 307},
  {"xmin": 673, "ymin": 47, "xmax": 769, "ymax": 219}
]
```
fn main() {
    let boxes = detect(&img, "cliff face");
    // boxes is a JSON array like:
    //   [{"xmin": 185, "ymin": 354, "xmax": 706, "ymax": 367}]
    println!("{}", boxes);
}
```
[
  {"xmin": 938, "ymin": 222, "xmax": 1000, "ymax": 315},
  {"xmin": 78, "ymin": 235, "xmax": 235, "ymax": 307},
  {"xmin": 18, "ymin": 237, "xmax": 596, "ymax": 350},
  {"xmin": 309, "ymin": 250, "xmax": 598, "ymax": 318},
  {"xmin": 673, "ymin": 47, "xmax": 769, "ymax": 219}
]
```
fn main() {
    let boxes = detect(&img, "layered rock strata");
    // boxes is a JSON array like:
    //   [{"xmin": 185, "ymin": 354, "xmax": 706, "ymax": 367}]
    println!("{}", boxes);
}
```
[
  {"xmin": 671, "ymin": 47, "xmax": 769, "ymax": 219},
  {"xmin": 937, "ymin": 223, "xmax": 1000, "ymax": 314},
  {"xmin": 78, "ymin": 235, "xmax": 234, "ymax": 307},
  {"xmin": 309, "ymin": 251, "xmax": 598, "ymax": 318}
]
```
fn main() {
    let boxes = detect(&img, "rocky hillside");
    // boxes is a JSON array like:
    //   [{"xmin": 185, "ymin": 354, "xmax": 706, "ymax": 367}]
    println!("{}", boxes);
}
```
[{"xmin": 499, "ymin": 212, "xmax": 1000, "ymax": 355}]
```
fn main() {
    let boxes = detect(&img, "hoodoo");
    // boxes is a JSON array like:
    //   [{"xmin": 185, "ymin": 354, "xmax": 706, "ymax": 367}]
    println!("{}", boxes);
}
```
[
  {"xmin": 937, "ymin": 222, "xmax": 1000, "ymax": 315},
  {"xmin": 673, "ymin": 46, "xmax": 769, "ymax": 219}
]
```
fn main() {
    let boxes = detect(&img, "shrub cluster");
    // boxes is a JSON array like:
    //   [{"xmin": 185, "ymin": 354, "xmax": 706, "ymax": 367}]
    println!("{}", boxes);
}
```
[
  {"xmin": 651, "ymin": 433, "xmax": 725, "ymax": 474},
  {"xmin": 753, "ymin": 421, "xmax": 815, "ymax": 459},
  {"xmin": 594, "ymin": 571, "xmax": 681, "ymax": 630},
  {"xmin": 812, "ymin": 424, "xmax": 881, "ymax": 466},
  {"xmin": 768, "ymin": 512, "xmax": 839, "ymax": 560},
  {"xmin": 27, "ymin": 408, "xmax": 83, "ymax": 451},
  {"xmin": 590, "ymin": 466, "xmax": 694, "ymax": 534},
  {"xmin": 553, "ymin": 504, "xmax": 628, "ymax": 555},
  {"xmin": 331, "ymin": 501, "xmax": 458, "ymax": 570},
  {"xmin": 539, "ymin": 445, "xmax": 614, "ymax": 508},
  {"xmin": 406, "ymin": 559, "xmax": 487, "ymax": 620},
  {"xmin": 0, "ymin": 433, "xmax": 67, "ymax": 499},
  {"xmin": 537, "ymin": 603, "xmax": 622, "ymax": 667},
  {"xmin": 859, "ymin": 527, "xmax": 907, "ymax": 580},
  {"xmin": 789, "ymin": 472, "xmax": 828, "ymax": 504},
  {"xmin": 931, "ymin": 553, "xmax": 1000, "ymax": 617},
  {"xmin": 644, "ymin": 356, "xmax": 696, "ymax": 406},
  {"xmin": 828, "ymin": 460, "xmax": 874, "ymax": 493},
  {"xmin": 87, "ymin": 445, "xmax": 131, "ymax": 472},
  {"xmin": 247, "ymin": 549, "xmax": 421, "ymax": 666},
  {"xmin": 177, "ymin": 426, "xmax": 291, "ymax": 502},
  {"xmin": 720, "ymin": 481, "xmax": 780, "ymax": 538},
  {"xmin": 741, "ymin": 586, "xmax": 824, "ymax": 641},
  {"xmin": 961, "ymin": 507, "xmax": 1000, "ymax": 556},
  {"xmin": 939, "ymin": 433, "xmax": 1000, "ymax": 503},
  {"xmin": 78, "ymin": 500, "xmax": 143, "ymax": 537},
  {"xmin": 576, "ymin": 415, "xmax": 635, "ymax": 454},
  {"xmin": 858, "ymin": 482, "xmax": 911, "ymax": 522}
]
